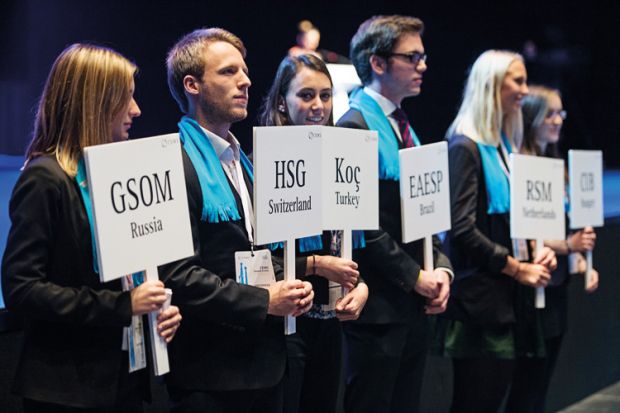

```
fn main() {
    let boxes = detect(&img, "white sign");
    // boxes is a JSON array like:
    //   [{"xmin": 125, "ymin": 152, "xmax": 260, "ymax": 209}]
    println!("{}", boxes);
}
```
[
  {"xmin": 510, "ymin": 154, "xmax": 566, "ymax": 240},
  {"xmin": 253, "ymin": 126, "xmax": 323, "ymax": 244},
  {"xmin": 399, "ymin": 141, "xmax": 451, "ymax": 243},
  {"xmin": 321, "ymin": 127, "xmax": 378, "ymax": 230},
  {"xmin": 326, "ymin": 64, "xmax": 362, "ymax": 122},
  {"xmin": 83, "ymin": 134, "xmax": 193, "ymax": 282},
  {"xmin": 569, "ymin": 150, "xmax": 604, "ymax": 229}
]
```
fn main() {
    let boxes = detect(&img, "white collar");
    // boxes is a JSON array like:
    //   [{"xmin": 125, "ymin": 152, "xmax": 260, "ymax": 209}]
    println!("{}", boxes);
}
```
[
  {"xmin": 363, "ymin": 86, "xmax": 398, "ymax": 117},
  {"xmin": 199, "ymin": 125, "xmax": 240, "ymax": 161}
]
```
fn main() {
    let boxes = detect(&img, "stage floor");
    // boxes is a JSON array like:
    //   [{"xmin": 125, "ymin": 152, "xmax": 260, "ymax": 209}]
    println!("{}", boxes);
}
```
[{"xmin": 558, "ymin": 380, "xmax": 620, "ymax": 413}]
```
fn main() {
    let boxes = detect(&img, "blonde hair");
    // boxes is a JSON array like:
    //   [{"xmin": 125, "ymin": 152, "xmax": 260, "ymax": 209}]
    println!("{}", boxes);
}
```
[
  {"xmin": 26, "ymin": 43, "xmax": 137, "ymax": 176},
  {"xmin": 446, "ymin": 50, "xmax": 524, "ymax": 148}
]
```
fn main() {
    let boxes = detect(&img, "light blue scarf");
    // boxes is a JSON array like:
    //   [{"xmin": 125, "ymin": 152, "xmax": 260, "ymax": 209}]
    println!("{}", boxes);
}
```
[
  {"xmin": 76, "ymin": 158, "xmax": 100, "ymax": 273},
  {"xmin": 178, "ymin": 116, "xmax": 253, "ymax": 223},
  {"xmin": 270, "ymin": 231, "xmax": 366, "ymax": 253},
  {"xmin": 476, "ymin": 133, "xmax": 512, "ymax": 214},
  {"xmin": 349, "ymin": 88, "xmax": 421, "ymax": 181}
]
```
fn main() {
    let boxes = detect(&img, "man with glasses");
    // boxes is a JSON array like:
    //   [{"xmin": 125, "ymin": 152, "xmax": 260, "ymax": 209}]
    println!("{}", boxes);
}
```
[{"xmin": 337, "ymin": 15, "xmax": 452, "ymax": 413}]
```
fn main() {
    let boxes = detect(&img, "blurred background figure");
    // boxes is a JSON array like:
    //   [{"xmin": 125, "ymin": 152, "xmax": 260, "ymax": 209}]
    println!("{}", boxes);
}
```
[
  {"xmin": 506, "ymin": 84, "xmax": 599, "ymax": 413},
  {"xmin": 288, "ymin": 20, "xmax": 349, "ymax": 64}
]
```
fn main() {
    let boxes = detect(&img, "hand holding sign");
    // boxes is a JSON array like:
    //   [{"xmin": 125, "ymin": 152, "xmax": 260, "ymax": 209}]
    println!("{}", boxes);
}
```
[
  {"xmin": 510, "ymin": 154, "xmax": 565, "ymax": 308},
  {"xmin": 314, "ymin": 255, "xmax": 359, "ymax": 290},
  {"xmin": 156, "ymin": 302, "xmax": 182, "ymax": 343},
  {"xmin": 399, "ymin": 141, "xmax": 451, "ymax": 313},
  {"xmin": 254, "ymin": 126, "xmax": 323, "ymax": 334},
  {"xmin": 130, "ymin": 280, "xmax": 167, "ymax": 314},
  {"xmin": 84, "ymin": 133, "xmax": 193, "ymax": 375},
  {"xmin": 424, "ymin": 270, "xmax": 450, "ymax": 314},
  {"xmin": 513, "ymin": 261, "xmax": 550, "ymax": 288},
  {"xmin": 335, "ymin": 282, "xmax": 369, "ymax": 321},
  {"xmin": 321, "ymin": 127, "xmax": 378, "ymax": 301},
  {"xmin": 267, "ymin": 279, "xmax": 314, "ymax": 317}
]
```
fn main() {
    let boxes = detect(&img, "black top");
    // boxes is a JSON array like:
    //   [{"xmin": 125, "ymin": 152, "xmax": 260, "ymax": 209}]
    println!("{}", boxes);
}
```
[
  {"xmin": 1, "ymin": 155, "xmax": 143, "ymax": 408},
  {"xmin": 160, "ymin": 149, "xmax": 286, "ymax": 391},
  {"xmin": 443, "ymin": 134, "xmax": 517, "ymax": 325},
  {"xmin": 337, "ymin": 108, "xmax": 452, "ymax": 324}
]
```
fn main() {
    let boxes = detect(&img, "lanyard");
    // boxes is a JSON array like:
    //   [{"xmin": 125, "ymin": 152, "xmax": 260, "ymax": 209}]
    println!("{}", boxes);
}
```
[{"xmin": 232, "ymin": 159, "xmax": 255, "ymax": 245}]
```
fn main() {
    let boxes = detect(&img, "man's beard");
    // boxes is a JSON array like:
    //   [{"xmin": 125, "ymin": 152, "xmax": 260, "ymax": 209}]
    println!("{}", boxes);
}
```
[{"xmin": 199, "ymin": 98, "xmax": 247, "ymax": 126}]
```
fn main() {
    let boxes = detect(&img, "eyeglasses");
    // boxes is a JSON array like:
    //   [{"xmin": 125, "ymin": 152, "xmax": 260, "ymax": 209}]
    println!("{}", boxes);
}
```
[
  {"xmin": 546, "ymin": 109, "xmax": 567, "ymax": 120},
  {"xmin": 381, "ymin": 51, "xmax": 427, "ymax": 65}
]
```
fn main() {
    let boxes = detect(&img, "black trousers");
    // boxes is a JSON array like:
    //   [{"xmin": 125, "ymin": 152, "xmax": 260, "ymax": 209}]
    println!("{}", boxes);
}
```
[
  {"xmin": 505, "ymin": 335, "xmax": 564, "ymax": 413},
  {"xmin": 450, "ymin": 358, "xmax": 515, "ymax": 413},
  {"xmin": 283, "ymin": 316, "xmax": 343, "ymax": 413},
  {"xmin": 23, "ymin": 397, "xmax": 143, "ymax": 413},
  {"xmin": 23, "ymin": 353, "xmax": 147, "ymax": 413},
  {"xmin": 168, "ymin": 381, "xmax": 283, "ymax": 413},
  {"xmin": 343, "ymin": 321, "xmax": 428, "ymax": 413}
]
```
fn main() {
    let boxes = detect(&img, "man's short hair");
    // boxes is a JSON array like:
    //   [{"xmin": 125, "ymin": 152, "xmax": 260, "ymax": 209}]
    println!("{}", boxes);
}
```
[
  {"xmin": 350, "ymin": 15, "xmax": 424, "ymax": 85},
  {"xmin": 166, "ymin": 28, "xmax": 246, "ymax": 113}
]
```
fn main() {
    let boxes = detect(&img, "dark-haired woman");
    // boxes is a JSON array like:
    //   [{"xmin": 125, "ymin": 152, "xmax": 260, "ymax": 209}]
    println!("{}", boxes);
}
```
[{"xmin": 259, "ymin": 54, "xmax": 368, "ymax": 413}]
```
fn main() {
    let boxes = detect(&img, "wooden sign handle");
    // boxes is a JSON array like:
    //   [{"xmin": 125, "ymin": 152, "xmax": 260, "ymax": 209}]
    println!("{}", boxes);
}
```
[
  {"xmin": 535, "ymin": 239, "xmax": 546, "ymax": 309},
  {"xmin": 423, "ymin": 235, "xmax": 434, "ymax": 272},
  {"xmin": 145, "ymin": 266, "xmax": 170, "ymax": 376},
  {"xmin": 585, "ymin": 250, "xmax": 593, "ymax": 290},
  {"xmin": 341, "ymin": 230, "xmax": 352, "ymax": 295},
  {"xmin": 283, "ymin": 239, "xmax": 296, "ymax": 335}
]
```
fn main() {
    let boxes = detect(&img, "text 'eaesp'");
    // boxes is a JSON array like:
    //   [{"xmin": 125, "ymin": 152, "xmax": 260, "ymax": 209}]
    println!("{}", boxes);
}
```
[{"xmin": 409, "ymin": 171, "xmax": 443, "ymax": 199}]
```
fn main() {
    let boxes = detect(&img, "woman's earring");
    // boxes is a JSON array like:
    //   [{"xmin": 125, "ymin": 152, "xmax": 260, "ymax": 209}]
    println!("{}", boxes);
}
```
[{"xmin": 278, "ymin": 104, "xmax": 286, "ymax": 113}]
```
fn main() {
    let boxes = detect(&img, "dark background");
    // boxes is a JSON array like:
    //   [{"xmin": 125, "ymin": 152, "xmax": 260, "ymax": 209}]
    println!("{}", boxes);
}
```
[{"xmin": 1, "ymin": 0, "xmax": 619, "ymax": 165}]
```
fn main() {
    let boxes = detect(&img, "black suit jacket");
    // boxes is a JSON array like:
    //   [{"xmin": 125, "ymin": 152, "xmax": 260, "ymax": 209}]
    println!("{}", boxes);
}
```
[
  {"xmin": 337, "ymin": 108, "xmax": 452, "ymax": 324},
  {"xmin": 443, "ymin": 134, "xmax": 516, "ymax": 325},
  {"xmin": 1, "ymin": 156, "xmax": 142, "ymax": 408},
  {"xmin": 160, "ymin": 150, "xmax": 286, "ymax": 392}
]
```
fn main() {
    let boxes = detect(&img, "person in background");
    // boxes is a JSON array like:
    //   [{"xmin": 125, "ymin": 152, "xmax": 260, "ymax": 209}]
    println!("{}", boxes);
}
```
[
  {"xmin": 2, "ymin": 43, "xmax": 181, "ymax": 413},
  {"xmin": 443, "ymin": 49, "xmax": 558, "ymax": 413},
  {"xmin": 288, "ymin": 20, "xmax": 350, "ymax": 63},
  {"xmin": 259, "ymin": 53, "xmax": 369, "ymax": 413},
  {"xmin": 505, "ymin": 84, "xmax": 599, "ymax": 413}
]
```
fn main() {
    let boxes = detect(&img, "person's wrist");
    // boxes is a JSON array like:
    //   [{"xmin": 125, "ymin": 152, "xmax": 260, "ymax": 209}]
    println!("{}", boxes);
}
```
[{"xmin": 312, "ymin": 254, "xmax": 317, "ymax": 275}]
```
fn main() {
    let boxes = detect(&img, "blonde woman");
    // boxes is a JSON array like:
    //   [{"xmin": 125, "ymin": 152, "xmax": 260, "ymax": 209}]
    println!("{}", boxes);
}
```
[
  {"xmin": 443, "ymin": 50, "xmax": 557, "ymax": 412},
  {"xmin": 1, "ymin": 44, "xmax": 181, "ymax": 412}
]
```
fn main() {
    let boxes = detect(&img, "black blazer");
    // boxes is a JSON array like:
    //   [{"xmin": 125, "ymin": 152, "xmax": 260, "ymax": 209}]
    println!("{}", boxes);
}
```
[
  {"xmin": 1, "ymin": 156, "xmax": 141, "ymax": 408},
  {"xmin": 160, "ymin": 150, "xmax": 286, "ymax": 392},
  {"xmin": 443, "ymin": 134, "xmax": 516, "ymax": 325},
  {"xmin": 337, "ymin": 108, "xmax": 452, "ymax": 324}
]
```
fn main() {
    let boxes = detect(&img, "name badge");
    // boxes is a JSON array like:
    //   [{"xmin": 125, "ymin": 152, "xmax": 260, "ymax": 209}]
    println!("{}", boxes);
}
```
[
  {"xmin": 235, "ymin": 249, "xmax": 276, "ymax": 288},
  {"xmin": 121, "ymin": 273, "xmax": 147, "ymax": 372},
  {"xmin": 512, "ymin": 238, "xmax": 530, "ymax": 261}
]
